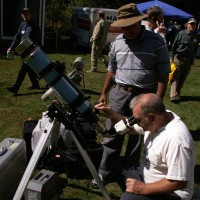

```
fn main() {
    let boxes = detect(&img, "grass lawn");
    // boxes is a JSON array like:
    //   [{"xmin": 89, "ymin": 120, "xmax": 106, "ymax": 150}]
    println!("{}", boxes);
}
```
[{"xmin": 0, "ymin": 42, "xmax": 200, "ymax": 199}]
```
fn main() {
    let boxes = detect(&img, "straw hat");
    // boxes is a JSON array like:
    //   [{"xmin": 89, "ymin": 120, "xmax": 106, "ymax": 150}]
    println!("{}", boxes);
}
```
[{"xmin": 111, "ymin": 3, "xmax": 147, "ymax": 28}]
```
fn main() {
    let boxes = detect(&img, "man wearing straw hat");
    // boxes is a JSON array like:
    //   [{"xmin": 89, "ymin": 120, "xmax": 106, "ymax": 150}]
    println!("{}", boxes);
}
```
[{"xmin": 90, "ymin": 3, "xmax": 170, "ymax": 189}]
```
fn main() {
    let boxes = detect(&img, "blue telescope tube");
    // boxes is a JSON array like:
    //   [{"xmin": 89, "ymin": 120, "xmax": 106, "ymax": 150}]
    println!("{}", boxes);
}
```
[{"xmin": 15, "ymin": 38, "xmax": 106, "ymax": 132}]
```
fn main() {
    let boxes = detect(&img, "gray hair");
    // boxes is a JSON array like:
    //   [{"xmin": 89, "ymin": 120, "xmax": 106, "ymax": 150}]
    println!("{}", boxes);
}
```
[{"xmin": 129, "ymin": 93, "xmax": 166, "ymax": 116}]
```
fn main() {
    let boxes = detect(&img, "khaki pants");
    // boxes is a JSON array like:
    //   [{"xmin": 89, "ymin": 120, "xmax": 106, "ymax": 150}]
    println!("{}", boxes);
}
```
[
  {"xmin": 91, "ymin": 42, "xmax": 108, "ymax": 69},
  {"xmin": 170, "ymin": 54, "xmax": 193, "ymax": 98}
]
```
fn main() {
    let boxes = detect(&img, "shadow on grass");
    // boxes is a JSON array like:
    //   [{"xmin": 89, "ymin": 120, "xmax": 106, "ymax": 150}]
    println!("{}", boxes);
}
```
[
  {"xmin": 195, "ymin": 165, "xmax": 200, "ymax": 184},
  {"xmin": 13, "ymin": 91, "xmax": 45, "ymax": 97},
  {"xmin": 190, "ymin": 130, "xmax": 200, "ymax": 141},
  {"xmin": 66, "ymin": 183, "xmax": 103, "ymax": 196},
  {"xmin": 181, "ymin": 95, "xmax": 200, "ymax": 102},
  {"xmin": 60, "ymin": 183, "xmax": 119, "ymax": 200}
]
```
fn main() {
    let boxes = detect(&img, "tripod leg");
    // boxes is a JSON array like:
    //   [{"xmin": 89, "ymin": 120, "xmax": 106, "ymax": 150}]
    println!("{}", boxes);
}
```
[
  {"xmin": 13, "ymin": 121, "xmax": 55, "ymax": 200},
  {"xmin": 70, "ymin": 132, "xmax": 111, "ymax": 200}
]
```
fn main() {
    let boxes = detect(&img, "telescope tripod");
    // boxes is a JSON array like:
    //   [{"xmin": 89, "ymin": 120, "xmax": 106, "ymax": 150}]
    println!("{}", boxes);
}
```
[{"xmin": 13, "ymin": 103, "xmax": 111, "ymax": 200}]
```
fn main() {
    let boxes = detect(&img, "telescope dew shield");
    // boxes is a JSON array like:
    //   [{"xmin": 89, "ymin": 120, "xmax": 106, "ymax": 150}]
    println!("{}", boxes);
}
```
[
  {"xmin": 15, "ymin": 38, "xmax": 102, "ymax": 129},
  {"xmin": 41, "ymin": 88, "xmax": 66, "ymax": 104},
  {"xmin": 72, "ymin": 57, "xmax": 85, "ymax": 70}
]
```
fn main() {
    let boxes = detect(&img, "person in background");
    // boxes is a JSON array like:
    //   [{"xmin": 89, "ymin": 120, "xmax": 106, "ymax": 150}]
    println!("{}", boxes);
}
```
[
  {"xmin": 145, "ymin": 6, "xmax": 166, "ymax": 41},
  {"xmin": 94, "ymin": 93, "xmax": 195, "ymax": 200},
  {"xmin": 170, "ymin": 17, "xmax": 200, "ymax": 102},
  {"xmin": 89, "ymin": 3, "xmax": 170, "ymax": 189},
  {"xmin": 87, "ymin": 10, "xmax": 109, "ymax": 72},
  {"xmin": 166, "ymin": 20, "xmax": 179, "ymax": 50},
  {"xmin": 7, "ymin": 8, "xmax": 40, "ymax": 96},
  {"xmin": 174, "ymin": 21, "xmax": 180, "ymax": 32}
]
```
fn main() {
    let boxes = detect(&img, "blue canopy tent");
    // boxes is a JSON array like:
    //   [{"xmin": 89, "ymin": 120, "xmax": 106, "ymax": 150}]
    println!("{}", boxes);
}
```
[{"xmin": 137, "ymin": 0, "xmax": 193, "ymax": 19}]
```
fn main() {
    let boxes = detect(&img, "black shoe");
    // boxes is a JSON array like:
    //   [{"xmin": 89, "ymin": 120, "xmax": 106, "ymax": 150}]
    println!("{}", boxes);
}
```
[
  {"xmin": 28, "ymin": 85, "xmax": 40, "ymax": 90},
  {"xmin": 7, "ymin": 86, "xmax": 18, "ymax": 95}
]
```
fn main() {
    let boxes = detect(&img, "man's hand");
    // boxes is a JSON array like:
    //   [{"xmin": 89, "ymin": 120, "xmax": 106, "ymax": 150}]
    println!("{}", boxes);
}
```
[
  {"xmin": 94, "ymin": 103, "xmax": 124, "ymax": 124},
  {"xmin": 98, "ymin": 94, "xmax": 107, "ymax": 104},
  {"xmin": 156, "ymin": 21, "xmax": 166, "ymax": 34},
  {"xmin": 126, "ymin": 178, "xmax": 188, "ymax": 195},
  {"xmin": 94, "ymin": 102, "xmax": 109, "ymax": 110},
  {"xmin": 126, "ymin": 178, "xmax": 145, "ymax": 194},
  {"xmin": 94, "ymin": 103, "xmax": 112, "ymax": 117},
  {"xmin": 7, "ymin": 48, "xmax": 14, "ymax": 59}
]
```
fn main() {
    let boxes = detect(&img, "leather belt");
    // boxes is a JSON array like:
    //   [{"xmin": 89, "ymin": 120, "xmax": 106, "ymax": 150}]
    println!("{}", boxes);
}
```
[
  {"xmin": 117, "ymin": 83, "xmax": 155, "ymax": 94},
  {"xmin": 117, "ymin": 83, "xmax": 140, "ymax": 93}
]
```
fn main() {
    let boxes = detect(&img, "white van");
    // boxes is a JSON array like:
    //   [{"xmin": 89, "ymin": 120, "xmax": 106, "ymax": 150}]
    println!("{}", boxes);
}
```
[{"xmin": 70, "ymin": 7, "xmax": 123, "ymax": 49}]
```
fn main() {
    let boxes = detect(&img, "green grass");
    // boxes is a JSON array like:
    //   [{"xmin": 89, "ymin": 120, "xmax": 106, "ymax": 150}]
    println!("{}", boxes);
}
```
[{"xmin": 0, "ymin": 48, "xmax": 200, "ymax": 199}]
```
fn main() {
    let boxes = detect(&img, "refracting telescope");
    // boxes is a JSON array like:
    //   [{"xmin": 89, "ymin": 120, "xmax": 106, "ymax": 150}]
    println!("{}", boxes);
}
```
[
  {"xmin": 14, "ymin": 38, "xmax": 112, "ymax": 200},
  {"xmin": 15, "ymin": 38, "xmax": 106, "ymax": 135}
]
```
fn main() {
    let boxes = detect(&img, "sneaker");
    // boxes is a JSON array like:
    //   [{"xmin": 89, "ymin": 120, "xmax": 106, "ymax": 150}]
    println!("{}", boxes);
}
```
[
  {"xmin": 88, "ymin": 174, "xmax": 106, "ymax": 189},
  {"xmin": 86, "ymin": 68, "xmax": 97, "ymax": 73},
  {"xmin": 170, "ymin": 95, "xmax": 181, "ymax": 103},
  {"xmin": 7, "ymin": 86, "xmax": 18, "ymax": 95}
]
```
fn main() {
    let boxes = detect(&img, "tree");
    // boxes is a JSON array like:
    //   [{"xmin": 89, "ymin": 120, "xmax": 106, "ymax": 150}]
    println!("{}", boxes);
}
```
[{"xmin": 45, "ymin": 0, "xmax": 71, "ymax": 51}]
